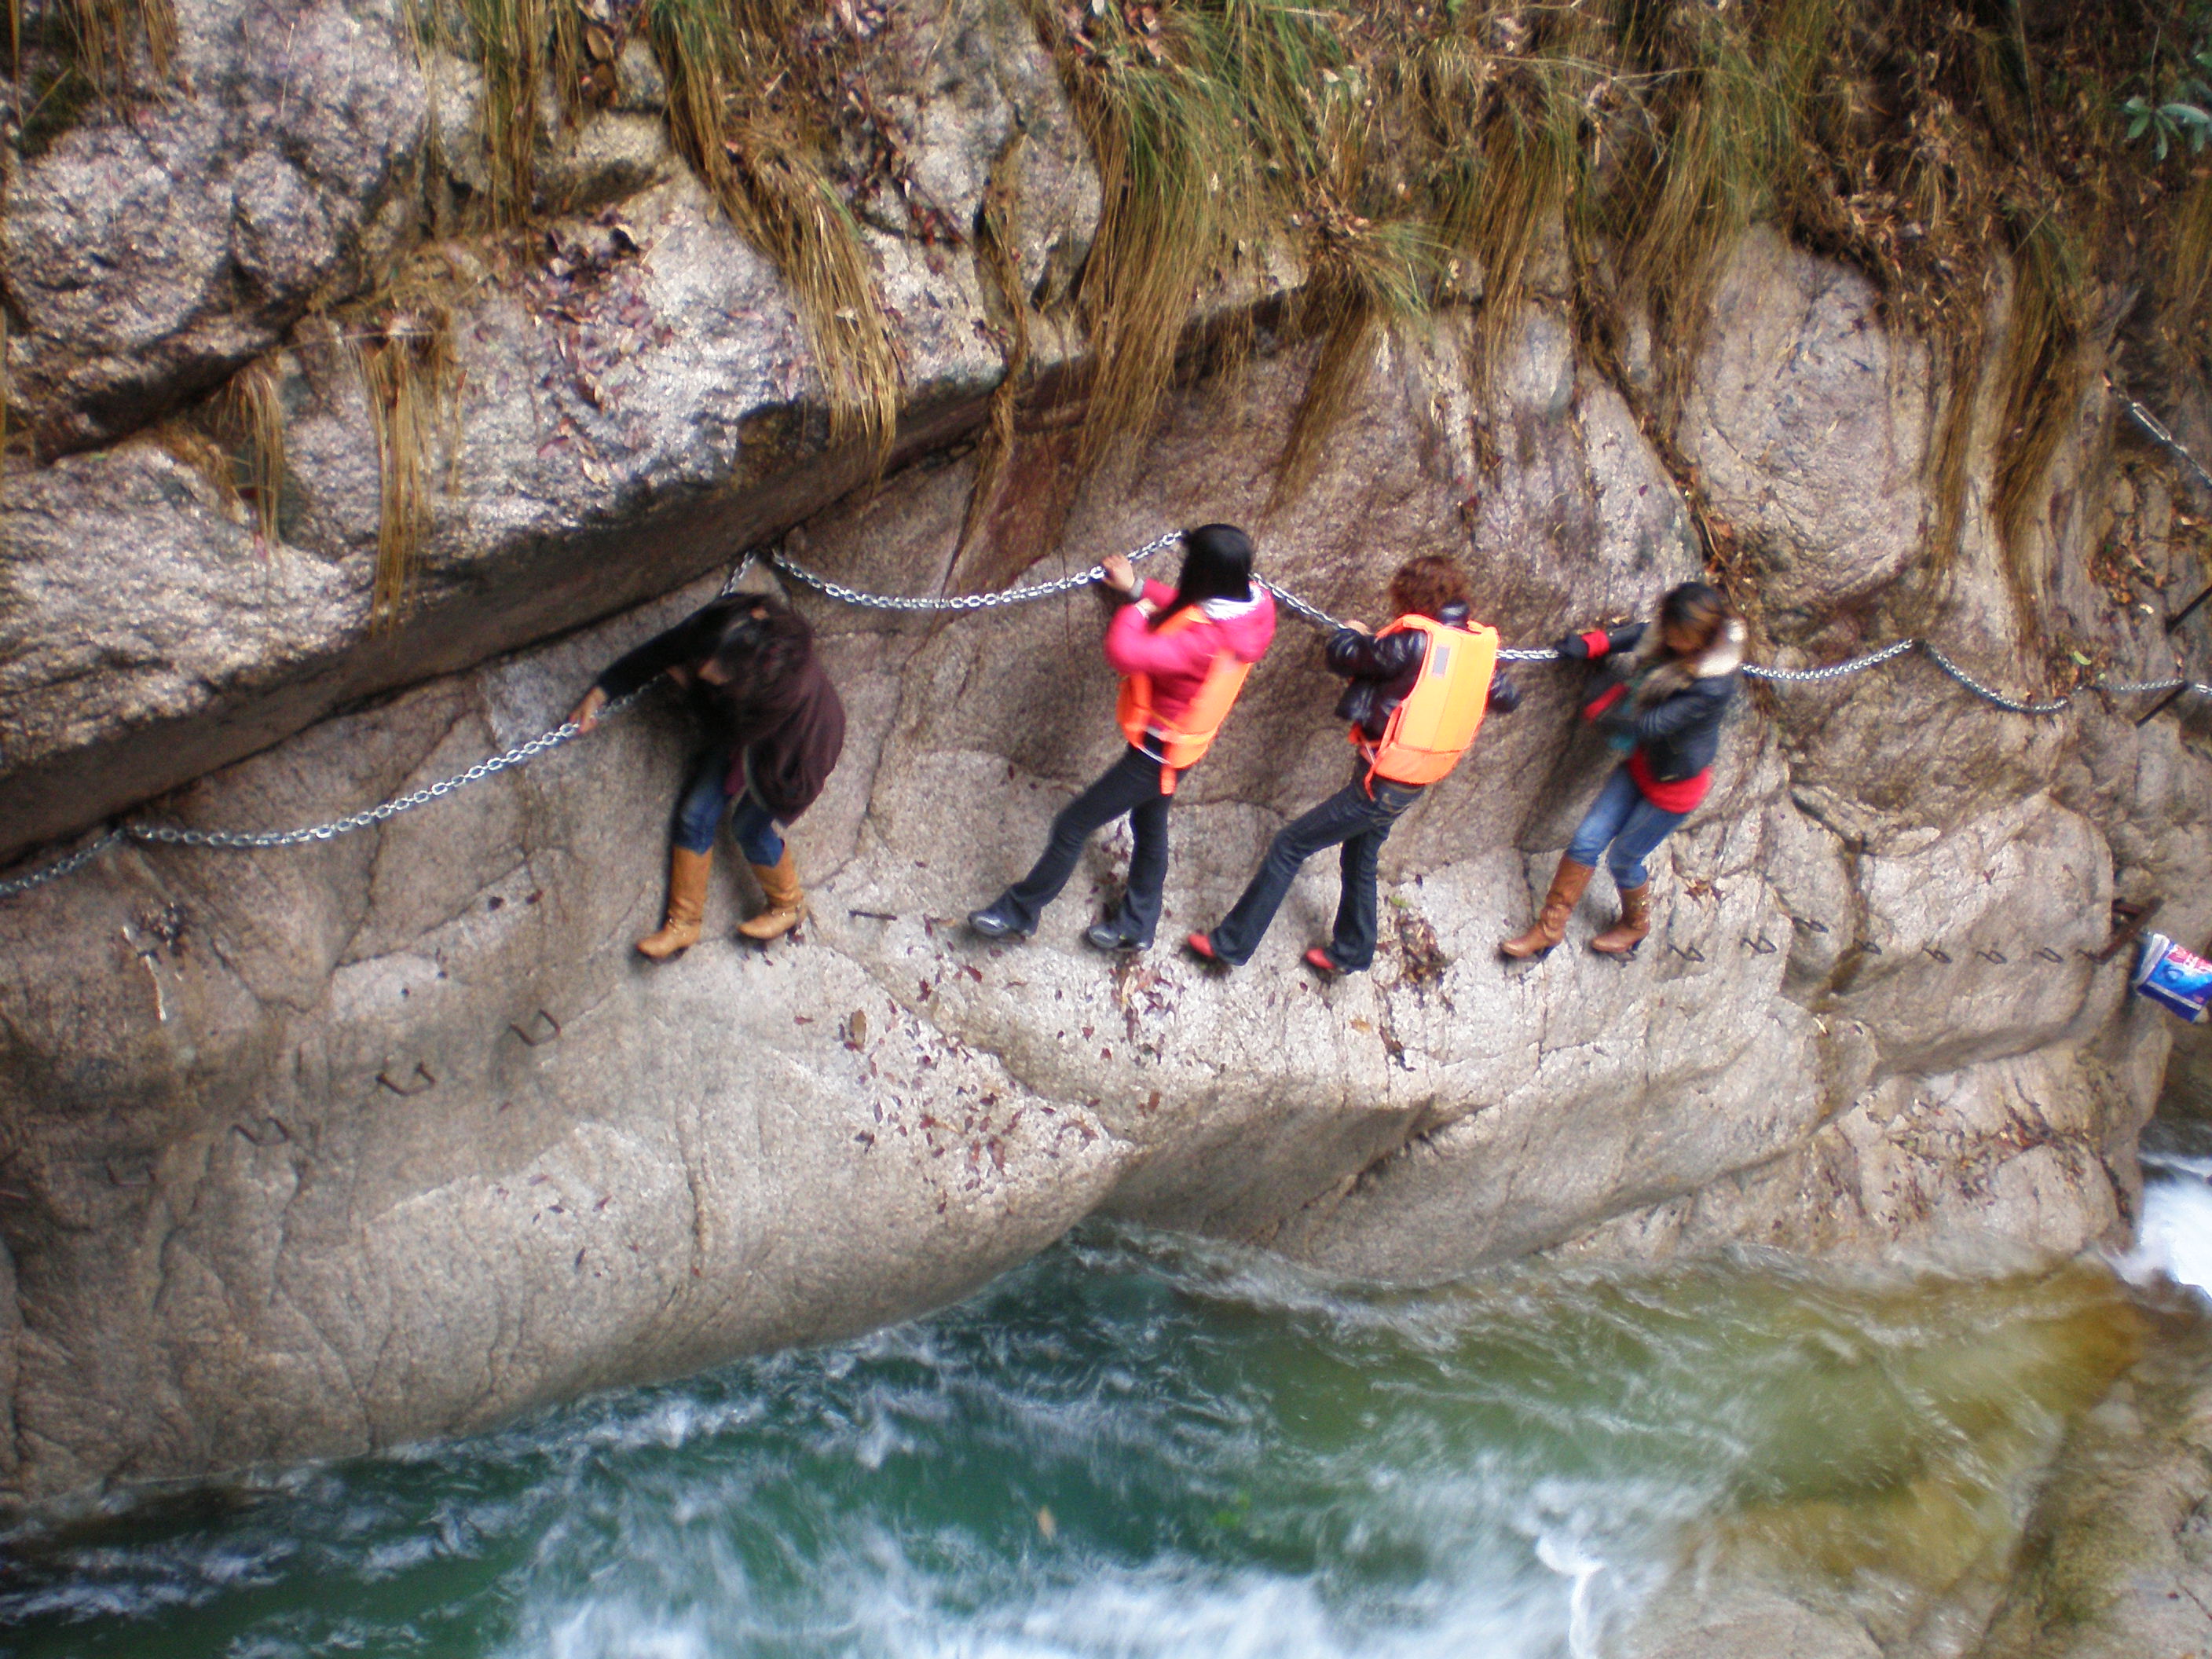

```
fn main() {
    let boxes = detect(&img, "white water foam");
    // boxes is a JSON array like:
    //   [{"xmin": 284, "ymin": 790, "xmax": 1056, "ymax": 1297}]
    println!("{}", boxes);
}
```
[
  {"xmin": 2123, "ymin": 1171, "xmax": 2212, "ymax": 1296},
  {"xmin": 507, "ymin": 1553, "xmax": 1599, "ymax": 1659}
]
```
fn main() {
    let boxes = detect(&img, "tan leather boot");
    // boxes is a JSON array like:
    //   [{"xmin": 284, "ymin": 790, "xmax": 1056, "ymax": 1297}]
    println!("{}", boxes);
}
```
[
  {"xmin": 737, "ymin": 846, "xmax": 804, "ymax": 942},
  {"xmin": 638, "ymin": 847, "xmax": 712, "ymax": 960},
  {"xmin": 1500, "ymin": 858, "xmax": 1595, "ymax": 959},
  {"xmin": 1590, "ymin": 881, "xmax": 1652, "ymax": 956}
]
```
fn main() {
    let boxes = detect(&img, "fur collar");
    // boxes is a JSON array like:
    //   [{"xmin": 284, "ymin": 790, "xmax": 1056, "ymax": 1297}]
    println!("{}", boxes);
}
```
[{"xmin": 1628, "ymin": 614, "xmax": 1746, "ymax": 700}]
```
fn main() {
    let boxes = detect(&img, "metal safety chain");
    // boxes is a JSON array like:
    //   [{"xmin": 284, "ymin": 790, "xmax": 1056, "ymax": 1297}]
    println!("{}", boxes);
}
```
[
  {"xmin": 767, "ymin": 528, "xmax": 1186, "ymax": 613},
  {"xmin": 0, "ymin": 690, "xmax": 648, "ymax": 902},
  {"xmin": 0, "ymin": 829, "xmax": 126, "ymax": 902},
  {"xmin": 1917, "ymin": 643, "xmax": 2073, "ymax": 716},
  {"xmin": 126, "ymin": 693, "xmax": 644, "ymax": 851},
  {"xmin": 1742, "ymin": 639, "xmax": 1919, "ymax": 683},
  {"xmin": 1254, "ymin": 576, "xmax": 1340, "ymax": 632},
  {"xmin": 2111, "ymin": 379, "xmax": 2212, "ymax": 496}
]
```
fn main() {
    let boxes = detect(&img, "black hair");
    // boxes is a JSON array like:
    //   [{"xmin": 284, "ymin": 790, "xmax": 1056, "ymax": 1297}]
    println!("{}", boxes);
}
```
[
  {"xmin": 1158, "ymin": 523, "xmax": 1254, "ymax": 624},
  {"xmin": 1657, "ymin": 581, "xmax": 1733, "ymax": 655},
  {"xmin": 706, "ymin": 593, "xmax": 815, "ymax": 723}
]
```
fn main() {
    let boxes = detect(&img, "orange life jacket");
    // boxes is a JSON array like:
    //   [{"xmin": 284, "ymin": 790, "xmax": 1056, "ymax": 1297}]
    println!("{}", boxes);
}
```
[
  {"xmin": 1353, "ymin": 613, "xmax": 1500, "ymax": 788},
  {"xmin": 1116, "ymin": 606, "xmax": 1254, "ymax": 795}
]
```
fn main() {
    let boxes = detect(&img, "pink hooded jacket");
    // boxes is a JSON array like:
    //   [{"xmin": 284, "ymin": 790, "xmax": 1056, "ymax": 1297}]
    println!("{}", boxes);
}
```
[{"xmin": 1102, "ymin": 578, "xmax": 1278, "ymax": 742}]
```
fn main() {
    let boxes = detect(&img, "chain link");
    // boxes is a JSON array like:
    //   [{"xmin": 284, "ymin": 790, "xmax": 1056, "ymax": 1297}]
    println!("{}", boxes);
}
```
[
  {"xmin": 0, "ymin": 829, "xmax": 125, "ymax": 902},
  {"xmin": 2112, "ymin": 379, "xmax": 2212, "ymax": 496},
  {"xmin": 1917, "ymin": 643, "xmax": 2076, "ymax": 716},
  {"xmin": 768, "ymin": 529, "xmax": 1186, "ymax": 613},
  {"xmin": 0, "ymin": 693, "xmax": 651, "ymax": 899},
  {"xmin": 1743, "ymin": 639, "xmax": 1919, "ymax": 683},
  {"xmin": 1254, "ymin": 576, "xmax": 1340, "ymax": 632}
]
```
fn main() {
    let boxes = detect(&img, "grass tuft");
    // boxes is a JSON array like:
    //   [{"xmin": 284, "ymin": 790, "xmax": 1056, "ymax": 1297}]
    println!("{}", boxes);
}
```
[
  {"xmin": 343, "ymin": 247, "xmax": 477, "ymax": 632},
  {"xmin": 1458, "ymin": 46, "xmax": 1590, "ymax": 388},
  {"xmin": 1271, "ymin": 218, "xmax": 1442, "ymax": 507},
  {"xmin": 648, "ymin": 0, "xmax": 899, "ymax": 458},
  {"xmin": 1614, "ymin": 0, "xmax": 1843, "ymax": 421},
  {"xmin": 960, "ymin": 129, "xmax": 1035, "ymax": 552},
  {"xmin": 1034, "ymin": 0, "xmax": 1350, "ymax": 465},
  {"xmin": 357, "ymin": 313, "xmax": 458, "ymax": 632},
  {"xmin": 5, "ymin": 0, "xmax": 176, "ymax": 157},
  {"xmin": 44, "ymin": 0, "xmax": 172, "ymax": 90},
  {"xmin": 459, "ymin": 0, "xmax": 585, "ymax": 225},
  {"xmin": 216, "ymin": 360, "xmax": 289, "ymax": 550},
  {"xmin": 1989, "ymin": 207, "xmax": 2091, "ymax": 645},
  {"xmin": 2152, "ymin": 169, "xmax": 2212, "ymax": 376}
]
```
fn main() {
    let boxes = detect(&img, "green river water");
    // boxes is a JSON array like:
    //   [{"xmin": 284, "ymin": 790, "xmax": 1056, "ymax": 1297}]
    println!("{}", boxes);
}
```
[{"xmin": 0, "ymin": 1213, "xmax": 2188, "ymax": 1659}]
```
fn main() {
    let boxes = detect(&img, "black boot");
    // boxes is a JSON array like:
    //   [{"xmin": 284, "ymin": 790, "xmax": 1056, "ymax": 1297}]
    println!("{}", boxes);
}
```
[
  {"xmin": 1085, "ymin": 913, "xmax": 1152, "ymax": 954},
  {"xmin": 968, "ymin": 895, "xmax": 1032, "ymax": 940}
]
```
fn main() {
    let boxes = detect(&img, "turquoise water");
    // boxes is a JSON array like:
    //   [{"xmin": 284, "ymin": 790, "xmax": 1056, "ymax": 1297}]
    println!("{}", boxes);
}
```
[{"xmin": 0, "ymin": 1225, "xmax": 2163, "ymax": 1659}]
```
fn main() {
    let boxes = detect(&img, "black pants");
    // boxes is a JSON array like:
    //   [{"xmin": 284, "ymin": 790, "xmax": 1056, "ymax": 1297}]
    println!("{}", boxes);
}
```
[
  {"xmin": 1207, "ymin": 770, "xmax": 1425, "ymax": 969},
  {"xmin": 995, "ymin": 745, "xmax": 1170, "ymax": 941}
]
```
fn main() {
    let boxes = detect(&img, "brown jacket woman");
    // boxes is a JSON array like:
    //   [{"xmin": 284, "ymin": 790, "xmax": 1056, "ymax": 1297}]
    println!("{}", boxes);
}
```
[{"xmin": 570, "ymin": 592, "xmax": 845, "ymax": 958}]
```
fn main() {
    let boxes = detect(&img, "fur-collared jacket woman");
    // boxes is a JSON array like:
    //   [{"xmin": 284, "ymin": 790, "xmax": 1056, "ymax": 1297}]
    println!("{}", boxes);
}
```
[
  {"xmin": 1501, "ymin": 581, "xmax": 1745, "ymax": 960},
  {"xmin": 569, "ymin": 591, "xmax": 845, "ymax": 959}
]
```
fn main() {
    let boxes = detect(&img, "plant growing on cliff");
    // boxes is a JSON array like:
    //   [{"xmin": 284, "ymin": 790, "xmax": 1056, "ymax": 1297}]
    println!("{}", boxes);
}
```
[
  {"xmin": 217, "ymin": 360, "xmax": 289, "ymax": 551},
  {"xmin": 2119, "ymin": 1, "xmax": 2212, "ymax": 159},
  {"xmin": 19, "ymin": 0, "xmax": 174, "ymax": 88},
  {"xmin": 334, "ymin": 0, "xmax": 2212, "ymax": 657},
  {"xmin": 1613, "ymin": 0, "xmax": 1842, "ymax": 423},
  {"xmin": 960, "ymin": 130, "xmax": 1035, "ymax": 552},
  {"xmin": 455, "ymin": 0, "xmax": 590, "ymax": 225},
  {"xmin": 410, "ymin": 0, "xmax": 901, "ymax": 458},
  {"xmin": 646, "ymin": 0, "xmax": 900, "ymax": 458},
  {"xmin": 357, "ymin": 317, "xmax": 459, "ymax": 631},
  {"xmin": 342, "ymin": 245, "xmax": 477, "ymax": 632},
  {"xmin": 4, "ymin": 0, "xmax": 177, "ymax": 157},
  {"xmin": 1039, "ymin": 0, "xmax": 1353, "ymax": 467}
]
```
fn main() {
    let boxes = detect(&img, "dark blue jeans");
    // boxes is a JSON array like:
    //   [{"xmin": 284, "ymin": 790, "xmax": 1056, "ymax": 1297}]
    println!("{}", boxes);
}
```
[
  {"xmin": 1566, "ymin": 764, "xmax": 1688, "ymax": 888},
  {"xmin": 673, "ymin": 743, "xmax": 785, "ymax": 865},
  {"xmin": 1206, "ymin": 770, "xmax": 1425, "ymax": 970},
  {"xmin": 996, "ymin": 745, "xmax": 1170, "ymax": 941}
]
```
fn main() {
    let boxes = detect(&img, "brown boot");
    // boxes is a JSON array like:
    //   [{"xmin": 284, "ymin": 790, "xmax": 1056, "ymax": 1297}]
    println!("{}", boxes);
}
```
[
  {"xmin": 1590, "ymin": 882, "xmax": 1652, "ymax": 956},
  {"xmin": 1500, "ymin": 858, "xmax": 1595, "ymax": 959},
  {"xmin": 637, "ymin": 847, "xmax": 712, "ymax": 960},
  {"xmin": 737, "ymin": 846, "xmax": 804, "ymax": 943}
]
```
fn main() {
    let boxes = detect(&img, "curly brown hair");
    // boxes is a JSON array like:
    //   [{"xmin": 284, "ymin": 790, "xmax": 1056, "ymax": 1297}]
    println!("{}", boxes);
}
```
[{"xmin": 1388, "ymin": 554, "xmax": 1469, "ymax": 621}]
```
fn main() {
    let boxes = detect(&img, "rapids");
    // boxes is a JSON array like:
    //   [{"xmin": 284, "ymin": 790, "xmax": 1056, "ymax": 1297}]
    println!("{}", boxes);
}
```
[{"xmin": 7, "ymin": 1209, "xmax": 2199, "ymax": 1659}]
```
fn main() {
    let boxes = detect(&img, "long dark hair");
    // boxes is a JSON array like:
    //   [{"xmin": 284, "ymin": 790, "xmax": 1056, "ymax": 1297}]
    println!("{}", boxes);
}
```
[
  {"xmin": 707, "ymin": 594, "xmax": 815, "ymax": 723},
  {"xmin": 1657, "ymin": 581, "xmax": 1733, "ymax": 657},
  {"xmin": 1156, "ymin": 523, "xmax": 1254, "ymax": 625}
]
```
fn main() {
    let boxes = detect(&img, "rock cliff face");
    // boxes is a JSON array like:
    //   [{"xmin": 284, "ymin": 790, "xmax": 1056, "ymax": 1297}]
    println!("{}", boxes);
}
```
[{"xmin": 3, "ymin": 0, "xmax": 2211, "ymax": 1533}]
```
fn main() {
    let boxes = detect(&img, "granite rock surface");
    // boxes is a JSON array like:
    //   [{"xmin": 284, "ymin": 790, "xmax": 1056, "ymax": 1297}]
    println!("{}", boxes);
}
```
[{"xmin": 2, "ymin": 24, "xmax": 2210, "ymax": 1636}]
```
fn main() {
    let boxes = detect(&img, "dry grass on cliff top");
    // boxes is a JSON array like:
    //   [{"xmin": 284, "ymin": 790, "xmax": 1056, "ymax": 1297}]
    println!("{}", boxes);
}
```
[
  {"xmin": 75, "ymin": 0, "xmax": 2212, "ymax": 647},
  {"xmin": 1019, "ymin": 3, "xmax": 2208, "ymax": 637},
  {"xmin": 645, "ymin": 0, "xmax": 901, "ymax": 456},
  {"xmin": 2, "ymin": 0, "xmax": 176, "ymax": 159}
]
